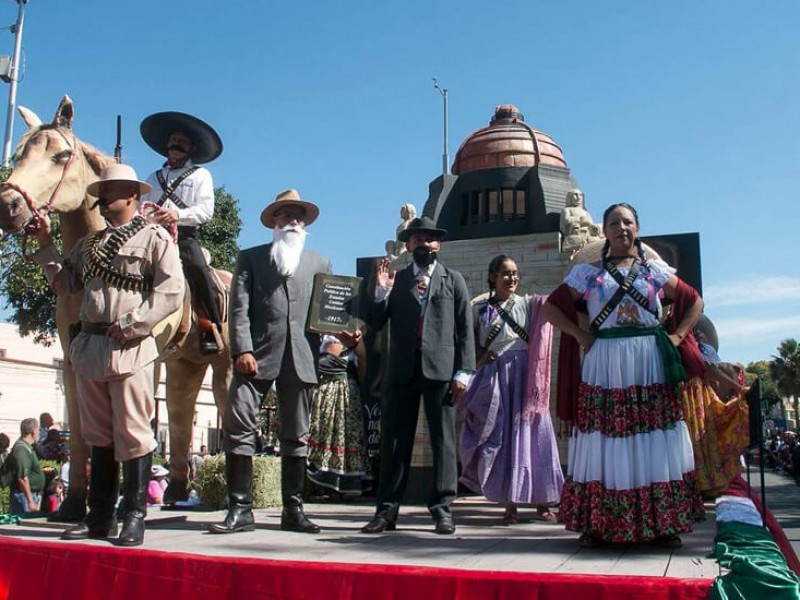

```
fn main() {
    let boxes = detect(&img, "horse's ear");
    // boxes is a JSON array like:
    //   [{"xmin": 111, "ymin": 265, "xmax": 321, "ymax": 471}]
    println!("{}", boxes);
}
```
[
  {"xmin": 18, "ymin": 106, "xmax": 42, "ymax": 129},
  {"xmin": 53, "ymin": 95, "xmax": 74, "ymax": 130}
]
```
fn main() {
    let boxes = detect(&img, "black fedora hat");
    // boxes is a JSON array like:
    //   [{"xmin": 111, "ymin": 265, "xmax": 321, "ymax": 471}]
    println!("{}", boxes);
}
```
[
  {"xmin": 140, "ymin": 111, "xmax": 223, "ymax": 164},
  {"xmin": 397, "ymin": 216, "xmax": 448, "ymax": 242}
]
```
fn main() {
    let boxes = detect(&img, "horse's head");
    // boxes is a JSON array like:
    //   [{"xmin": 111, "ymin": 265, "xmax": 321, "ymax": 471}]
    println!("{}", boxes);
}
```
[{"xmin": 0, "ymin": 95, "xmax": 112, "ymax": 234}]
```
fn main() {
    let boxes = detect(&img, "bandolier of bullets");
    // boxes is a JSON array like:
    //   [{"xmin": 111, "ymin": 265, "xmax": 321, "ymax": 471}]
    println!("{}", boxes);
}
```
[{"xmin": 82, "ymin": 215, "xmax": 154, "ymax": 293}]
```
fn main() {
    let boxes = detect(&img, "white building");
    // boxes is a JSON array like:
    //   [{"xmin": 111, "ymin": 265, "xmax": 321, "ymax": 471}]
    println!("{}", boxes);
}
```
[{"xmin": 0, "ymin": 322, "xmax": 221, "ymax": 454}]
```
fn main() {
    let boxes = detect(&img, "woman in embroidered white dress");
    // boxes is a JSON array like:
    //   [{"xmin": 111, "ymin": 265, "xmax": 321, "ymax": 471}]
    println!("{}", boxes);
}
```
[{"xmin": 542, "ymin": 203, "xmax": 705, "ymax": 548}]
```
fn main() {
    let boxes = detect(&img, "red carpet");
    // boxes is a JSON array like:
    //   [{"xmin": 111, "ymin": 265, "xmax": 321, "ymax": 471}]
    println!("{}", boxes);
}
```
[{"xmin": 0, "ymin": 537, "xmax": 711, "ymax": 600}]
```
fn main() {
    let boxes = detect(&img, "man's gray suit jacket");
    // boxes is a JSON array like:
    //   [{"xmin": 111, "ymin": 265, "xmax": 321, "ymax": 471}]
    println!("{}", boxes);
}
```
[
  {"xmin": 229, "ymin": 243, "xmax": 331, "ymax": 384},
  {"xmin": 367, "ymin": 262, "xmax": 475, "ymax": 384}
]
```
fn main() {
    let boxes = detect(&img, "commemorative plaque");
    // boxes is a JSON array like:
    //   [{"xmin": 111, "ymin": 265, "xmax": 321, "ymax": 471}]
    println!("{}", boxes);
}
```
[{"xmin": 307, "ymin": 273, "xmax": 362, "ymax": 334}]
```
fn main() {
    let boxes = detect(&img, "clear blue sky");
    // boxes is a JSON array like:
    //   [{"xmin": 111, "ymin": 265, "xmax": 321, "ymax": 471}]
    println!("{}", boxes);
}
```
[{"xmin": 2, "ymin": 0, "xmax": 798, "ymax": 365}]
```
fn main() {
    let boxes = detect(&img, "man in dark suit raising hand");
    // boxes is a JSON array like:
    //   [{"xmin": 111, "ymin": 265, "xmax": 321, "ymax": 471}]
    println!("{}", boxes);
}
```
[{"xmin": 362, "ymin": 217, "xmax": 475, "ymax": 535}]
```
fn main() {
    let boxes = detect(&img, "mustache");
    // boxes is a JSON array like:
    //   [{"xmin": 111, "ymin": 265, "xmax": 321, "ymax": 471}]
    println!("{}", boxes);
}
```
[{"xmin": 167, "ymin": 144, "xmax": 189, "ymax": 153}]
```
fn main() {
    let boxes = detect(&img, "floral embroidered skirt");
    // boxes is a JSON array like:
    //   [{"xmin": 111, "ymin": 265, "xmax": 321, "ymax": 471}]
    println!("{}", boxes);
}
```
[
  {"xmin": 558, "ymin": 335, "xmax": 705, "ymax": 543},
  {"xmin": 680, "ymin": 377, "xmax": 749, "ymax": 496},
  {"xmin": 307, "ymin": 375, "xmax": 371, "ymax": 495}
]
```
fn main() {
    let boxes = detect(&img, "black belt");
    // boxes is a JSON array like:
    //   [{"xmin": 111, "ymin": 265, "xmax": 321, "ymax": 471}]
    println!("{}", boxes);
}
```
[{"xmin": 81, "ymin": 321, "xmax": 112, "ymax": 335}]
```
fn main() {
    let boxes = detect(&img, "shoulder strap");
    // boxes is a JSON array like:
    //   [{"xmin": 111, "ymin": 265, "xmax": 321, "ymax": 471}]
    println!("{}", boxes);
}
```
[
  {"xmin": 488, "ymin": 296, "xmax": 530, "ymax": 344},
  {"xmin": 483, "ymin": 318, "xmax": 505, "ymax": 349},
  {"xmin": 605, "ymin": 259, "xmax": 655, "ymax": 314},
  {"xmin": 590, "ymin": 259, "xmax": 641, "ymax": 332},
  {"xmin": 155, "ymin": 167, "xmax": 198, "ymax": 208}
]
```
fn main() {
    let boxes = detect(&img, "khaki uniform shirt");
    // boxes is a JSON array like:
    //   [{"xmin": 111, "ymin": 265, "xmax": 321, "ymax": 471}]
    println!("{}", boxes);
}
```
[{"xmin": 34, "ymin": 221, "xmax": 184, "ymax": 380}]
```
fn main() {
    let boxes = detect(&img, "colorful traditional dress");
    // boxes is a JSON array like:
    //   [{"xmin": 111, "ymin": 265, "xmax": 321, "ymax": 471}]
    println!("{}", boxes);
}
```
[
  {"xmin": 558, "ymin": 259, "xmax": 705, "ymax": 543},
  {"xmin": 307, "ymin": 350, "xmax": 371, "ymax": 494},
  {"xmin": 459, "ymin": 294, "xmax": 564, "ymax": 507},
  {"xmin": 666, "ymin": 281, "xmax": 749, "ymax": 497}
]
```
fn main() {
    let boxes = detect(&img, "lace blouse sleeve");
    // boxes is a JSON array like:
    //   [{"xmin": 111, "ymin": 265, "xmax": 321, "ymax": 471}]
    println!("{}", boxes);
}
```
[
  {"xmin": 564, "ymin": 263, "xmax": 599, "ymax": 294},
  {"xmin": 645, "ymin": 258, "xmax": 677, "ymax": 288}
]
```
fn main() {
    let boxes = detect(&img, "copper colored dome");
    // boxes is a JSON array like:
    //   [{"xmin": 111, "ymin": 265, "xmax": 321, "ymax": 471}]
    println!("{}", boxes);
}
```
[{"xmin": 452, "ymin": 104, "xmax": 566, "ymax": 174}]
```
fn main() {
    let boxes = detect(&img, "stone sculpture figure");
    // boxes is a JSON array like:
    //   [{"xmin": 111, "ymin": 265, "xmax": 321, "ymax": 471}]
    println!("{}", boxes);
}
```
[
  {"xmin": 385, "ymin": 203, "xmax": 417, "ymax": 260},
  {"xmin": 560, "ymin": 189, "xmax": 601, "ymax": 252}
]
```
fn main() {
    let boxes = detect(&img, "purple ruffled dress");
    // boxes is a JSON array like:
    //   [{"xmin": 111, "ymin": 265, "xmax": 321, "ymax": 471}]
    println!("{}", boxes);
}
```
[{"xmin": 458, "ymin": 294, "xmax": 563, "ymax": 505}]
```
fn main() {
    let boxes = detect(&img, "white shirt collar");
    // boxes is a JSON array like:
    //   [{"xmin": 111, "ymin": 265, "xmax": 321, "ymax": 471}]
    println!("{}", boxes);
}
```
[{"xmin": 412, "ymin": 261, "xmax": 436, "ymax": 278}]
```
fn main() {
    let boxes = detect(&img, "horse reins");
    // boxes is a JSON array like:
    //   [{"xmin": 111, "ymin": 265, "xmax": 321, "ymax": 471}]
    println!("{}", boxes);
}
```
[{"xmin": 0, "ymin": 127, "xmax": 79, "ymax": 257}]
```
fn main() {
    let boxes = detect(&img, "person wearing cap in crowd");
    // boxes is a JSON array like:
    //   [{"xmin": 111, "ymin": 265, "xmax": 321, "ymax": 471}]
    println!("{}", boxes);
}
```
[
  {"xmin": 210, "ymin": 189, "xmax": 332, "ymax": 535},
  {"xmin": 147, "ymin": 465, "xmax": 169, "ymax": 506},
  {"xmin": 360, "ymin": 216, "xmax": 475, "ymax": 535},
  {"xmin": 31, "ymin": 163, "xmax": 184, "ymax": 546},
  {"xmin": 140, "ymin": 111, "xmax": 223, "ymax": 354}
]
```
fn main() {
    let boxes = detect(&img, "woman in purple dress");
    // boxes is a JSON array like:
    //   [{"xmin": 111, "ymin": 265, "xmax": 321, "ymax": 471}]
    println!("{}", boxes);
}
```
[{"xmin": 459, "ymin": 255, "xmax": 564, "ymax": 524}]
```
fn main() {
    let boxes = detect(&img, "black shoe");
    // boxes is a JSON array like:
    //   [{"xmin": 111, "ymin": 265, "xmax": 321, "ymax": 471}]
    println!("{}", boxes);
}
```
[
  {"xmin": 208, "ymin": 504, "xmax": 255, "ymax": 534},
  {"xmin": 279, "ymin": 456, "xmax": 321, "ymax": 533},
  {"xmin": 61, "ymin": 517, "xmax": 119, "ymax": 541},
  {"xmin": 117, "ymin": 453, "xmax": 151, "ymax": 547},
  {"xmin": 361, "ymin": 515, "xmax": 396, "ymax": 534},
  {"xmin": 434, "ymin": 514, "xmax": 455, "ymax": 535},
  {"xmin": 199, "ymin": 331, "xmax": 219, "ymax": 354},
  {"xmin": 209, "ymin": 454, "xmax": 255, "ymax": 534},
  {"xmin": 280, "ymin": 505, "xmax": 321, "ymax": 534}
]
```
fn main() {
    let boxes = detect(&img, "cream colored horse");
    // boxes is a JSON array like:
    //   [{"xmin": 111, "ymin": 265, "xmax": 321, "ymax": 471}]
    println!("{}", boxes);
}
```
[{"xmin": 0, "ymin": 96, "xmax": 231, "ymax": 516}]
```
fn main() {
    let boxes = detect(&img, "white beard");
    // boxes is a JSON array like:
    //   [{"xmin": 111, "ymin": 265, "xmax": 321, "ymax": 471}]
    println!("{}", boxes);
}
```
[{"xmin": 271, "ymin": 225, "xmax": 307, "ymax": 277}]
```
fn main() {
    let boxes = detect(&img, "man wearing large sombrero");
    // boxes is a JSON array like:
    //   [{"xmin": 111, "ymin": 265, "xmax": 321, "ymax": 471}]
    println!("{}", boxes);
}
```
[
  {"xmin": 31, "ymin": 164, "xmax": 184, "ymax": 546},
  {"xmin": 140, "ymin": 111, "xmax": 223, "ymax": 354},
  {"xmin": 210, "ymin": 189, "xmax": 332, "ymax": 535}
]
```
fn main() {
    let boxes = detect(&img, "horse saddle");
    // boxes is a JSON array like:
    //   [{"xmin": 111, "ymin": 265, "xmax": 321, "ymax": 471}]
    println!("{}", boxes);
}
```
[{"xmin": 158, "ymin": 267, "xmax": 231, "ymax": 357}]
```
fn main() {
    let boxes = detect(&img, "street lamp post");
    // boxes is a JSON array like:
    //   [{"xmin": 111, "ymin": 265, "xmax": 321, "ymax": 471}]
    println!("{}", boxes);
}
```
[
  {"xmin": 2, "ymin": 0, "xmax": 28, "ymax": 167},
  {"xmin": 432, "ymin": 77, "xmax": 449, "ymax": 176}
]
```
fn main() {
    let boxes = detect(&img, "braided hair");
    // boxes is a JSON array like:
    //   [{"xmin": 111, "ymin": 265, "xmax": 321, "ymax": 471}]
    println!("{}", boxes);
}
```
[{"xmin": 487, "ymin": 254, "xmax": 512, "ymax": 299}]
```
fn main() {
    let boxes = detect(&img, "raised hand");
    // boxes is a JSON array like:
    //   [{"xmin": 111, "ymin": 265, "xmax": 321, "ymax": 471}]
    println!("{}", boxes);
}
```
[
  {"xmin": 376, "ymin": 257, "xmax": 396, "ymax": 289},
  {"xmin": 35, "ymin": 209, "xmax": 53, "ymax": 247}
]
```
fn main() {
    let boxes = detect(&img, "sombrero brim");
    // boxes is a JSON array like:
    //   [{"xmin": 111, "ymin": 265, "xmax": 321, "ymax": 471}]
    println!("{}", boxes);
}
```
[
  {"xmin": 397, "ymin": 226, "xmax": 448, "ymax": 242},
  {"xmin": 260, "ymin": 200, "xmax": 320, "ymax": 228},
  {"xmin": 694, "ymin": 314, "xmax": 719, "ymax": 352},
  {"xmin": 569, "ymin": 239, "xmax": 662, "ymax": 267},
  {"xmin": 140, "ymin": 112, "xmax": 223, "ymax": 164},
  {"xmin": 86, "ymin": 178, "xmax": 151, "ymax": 197}
]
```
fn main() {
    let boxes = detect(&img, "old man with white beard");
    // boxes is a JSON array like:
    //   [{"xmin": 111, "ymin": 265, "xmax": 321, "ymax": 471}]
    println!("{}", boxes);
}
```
[{"xmin": 210, "ymin": 189, "xmax": 331, "ymax": 535}]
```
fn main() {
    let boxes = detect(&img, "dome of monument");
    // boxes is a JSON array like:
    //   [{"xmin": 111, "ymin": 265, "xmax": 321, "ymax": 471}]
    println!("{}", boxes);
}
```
[{"xmin": 451, "ymin": 104, "xmax": 567, "ymax": 174}]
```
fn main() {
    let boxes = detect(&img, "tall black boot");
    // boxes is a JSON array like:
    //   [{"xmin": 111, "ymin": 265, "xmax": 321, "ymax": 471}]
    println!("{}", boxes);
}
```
[
  {"xmin": 62, "ymin": 446, "xmax": 119, "ymax": 540},
  {"xmin": 117, "ymin": 453, "xmax": 151, "ymax": 547},
  {"xmin": 280, "ymin": 456, "xmax": 321, "ymax": 534},
  {"xmin": 208, "ymin": 453, "xmax": 255, "ymax": 534}
]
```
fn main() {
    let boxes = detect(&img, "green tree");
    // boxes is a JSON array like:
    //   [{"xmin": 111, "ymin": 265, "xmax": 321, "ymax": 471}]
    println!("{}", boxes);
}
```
[
  {"xmin": 199, "ymin": 186, "xmax": 241, "ymax": 272},
  {"xmin": 0, "ymin": 185, "xmax": 241, "ymax": 345},
  {"xmin": 745, "ymin": 360, "xmax": 782, "ymax": 408},
  {"xmin": 769, "ymin": 339, "xmax": 800, "ymax": 428}
]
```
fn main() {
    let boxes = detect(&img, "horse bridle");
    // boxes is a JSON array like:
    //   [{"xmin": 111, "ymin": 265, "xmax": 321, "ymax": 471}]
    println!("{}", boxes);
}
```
[{"xmin": 0, "ymin": 127, "xmax": 79, "ymax": 254}]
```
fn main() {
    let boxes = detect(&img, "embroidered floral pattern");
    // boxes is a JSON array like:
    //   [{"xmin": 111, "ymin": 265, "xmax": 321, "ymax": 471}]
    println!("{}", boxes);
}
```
[
  {"xmin": 576, "ymin": 382, "xmax": 684, "ymax": 437},
  {"xmin": 307, "ymin": 377, "xmax": 370, "ymax": 493},
  {"xmin": 681, "ymin": 377, "xmax": 749, "ymax": 495},
  {"xmin": 558, "ymin": 476, "xmax": 706, "ymax": 543}
]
